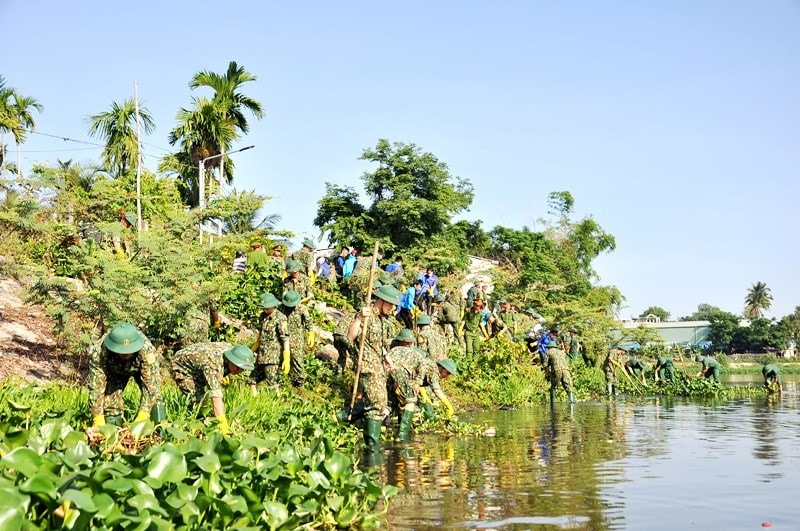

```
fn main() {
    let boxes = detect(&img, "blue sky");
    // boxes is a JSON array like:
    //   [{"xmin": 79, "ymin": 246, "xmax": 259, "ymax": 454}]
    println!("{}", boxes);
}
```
[{"xmin": 2, "ymin": 1, "xmax": 798, "ymax": 320}]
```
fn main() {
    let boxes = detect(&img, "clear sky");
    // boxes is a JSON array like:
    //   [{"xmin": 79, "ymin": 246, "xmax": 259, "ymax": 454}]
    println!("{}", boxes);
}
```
[{"xmin": 2, "ymin": 1, "xmax": 798, "ymax": 320}]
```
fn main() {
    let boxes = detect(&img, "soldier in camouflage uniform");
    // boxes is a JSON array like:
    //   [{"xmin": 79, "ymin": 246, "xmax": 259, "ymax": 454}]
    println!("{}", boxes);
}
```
[
  {"xmin": 463, "ymin": 298, "xmax": 485, "ymax": 359},
  {"xmin": 386, "ymin": 328, "xmax": 457, "ymax": 441},
  {"xmin": 347, "ymin": 284, "xmax": 401, "ymax": 448},
  {"xmin": 279, "ymin": 290, "xmax": 312, "ymax": 386},
  {"xmin": 545, "ymin": 339, "xmax": 575, "ymax": 404},
  {"xmin": 333, "ymin": 312, "xmax": 357, "ymax": 375},
  {"xmin": 416, "ymin": 314, "xmax": 446, "ymax": 361},
  {"xmin": 88, "ymin": 322, "xmax": 165, "ymax": 427},
  {"xmin": 603, "ymin": 345, "xmax": 627, "ymax": 396},
  {"xmin": 437, "ymin": 291, "xmax": 463, "ymax": 347},
  {"xmin": 171, "ymin": 342, "xmax": 254, "ymax": 435},
  {"xmin": 283, "ymin": 259, "xmax": 313, "ymax": 300},
  {"xmin": 292, "ymin": 238, "xmax": 315, "ymax": 277},
  {"xmin": 625, "ymin": 357, "xmax": 648, "ymax": 385},
  {"xmin": 249, "ymin": 293, "xmax": 289, "ymax": 393}
]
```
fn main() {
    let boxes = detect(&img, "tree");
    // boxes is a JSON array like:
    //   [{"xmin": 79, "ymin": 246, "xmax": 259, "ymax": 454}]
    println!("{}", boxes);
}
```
[
  {"xmin": 779, "ymin": 306, "xmax": 800, "ymax": 346},
  {"xmin": 639, "ymin": 306, "xmax": 670, "ymax": 322},
  {"xmin": 314, "ymin": 139, "xmax": 474, "ymax": 256},
  {"xmin": 8, "ymin": 92, "xmax": 42, "ymax": 179},
  {"xmin": 189, "ymin": 61, "xmax": 264, "ymax": 138},
  {"xmin": 744, "ymin": 281, "xmax": 772, "ymax": 318},
  {"xmin": 624, "ymin": 324, "xmax": 665, "ymax": 350},
  {"xmin": 204, "ymin": 190, "xmax": 282, "ymax": 235},
  {"xmin": 87, "ymin": 99, "xmax": 154, "ymax": 177},
  {"xmin": 680, "ymin": 303, "xmax": 723, "ymax": 322},
  {"xmin": 707, "ymin": 312, "xmax": 740, "ymax": 353}
]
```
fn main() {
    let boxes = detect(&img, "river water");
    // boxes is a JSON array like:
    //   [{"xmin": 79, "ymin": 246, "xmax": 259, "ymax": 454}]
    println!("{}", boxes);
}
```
[{"xmin": 381, "ymin": 375, "xmax": 800, "ymax": 530}]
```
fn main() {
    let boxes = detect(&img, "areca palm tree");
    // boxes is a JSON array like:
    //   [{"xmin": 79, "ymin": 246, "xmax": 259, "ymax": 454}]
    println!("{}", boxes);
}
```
[
  {"xmin": 87, "ymin": 99, "xmax": 154, "ymax": 177},
  {"xmin": 8, "ymin": 93, "xmax": 43, "ymax": 179},
  {"xmin": 744, "ymin": 281, "xmax": 773, "ymax": 318}
]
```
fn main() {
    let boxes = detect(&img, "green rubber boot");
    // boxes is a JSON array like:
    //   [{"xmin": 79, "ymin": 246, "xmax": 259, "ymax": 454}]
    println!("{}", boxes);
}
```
[
  {"xmin": 420, "ymin": 402, "xmax": 436, "ymax": 420},
  {"xmin": 549, "ymin": 388, "xmax": 556, "ymax": 404},
  {"xmin": 568, "ymin": 391, "xmax": 575, "ymax": 404},
  {"xmin": 106, "ymin": 414, "xmax": 123, "ymax": 427},
  {"xmin": 364, "ymin": 418, "xmax": 382, "ymax": 449},
  {"xmin": 606, "ymin": 384, "xmax": 613, "ymax": 396},
  {"xmin": 150, "ymin": 404, "xmax": 166, "ymax": 423},
  {"xmin": 397, "ymin": 409, "xmax": 415, "ymax": 442}
]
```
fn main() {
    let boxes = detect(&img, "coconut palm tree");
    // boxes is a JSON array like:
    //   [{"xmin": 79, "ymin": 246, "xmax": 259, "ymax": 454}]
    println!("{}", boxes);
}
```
[
  {"xmin": 8, "ymin": 93, "xmax": 43, "ymax": 179},
  {"xmin": 744, "ymin": 281, "xmax": 773, "ymax": 318},
  {"xmin": 189, "ymin": 61, "xmax": 264, "ymax": 137},
  {"xmin": 87, "ymin": 99, "xmax": 154, "ymax": 177}
]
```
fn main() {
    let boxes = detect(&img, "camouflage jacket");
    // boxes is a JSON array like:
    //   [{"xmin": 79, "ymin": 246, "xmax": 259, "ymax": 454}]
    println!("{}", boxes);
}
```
[
  {"xmin": 386, "ymin": 345, "xmax": 441, "ymax": 392},
  {"xmin": 171, "ymin": 342, "xmax": 231, "ymax": 400},
  {"xmin": 603, "ymin": 348, "xmax": 625, "ymax": 371},
  {"xmin": 257, "ymin": 310, "xmax": 289, "ymax": 365},
  {"xmin": 546, "ymin": 347, "xmax": 569, "ymax": 373},
  {"xmin": 292, "ymin": 249, "xmax": 313, "ymax": 273},
  {"xmin": 417, "ymin": 325, "xmax": 446, "ymax": 361},
  {"xmin": 281, "ymin": 304, "xmax": 312, "ymax": 355},
  {"xmin": 283, "ymin": 274, "xmax": 313, "ymax": 299},
  {"xmin": 355, "ymin": 313, "xmax": 398, "ymax": 375},
  {"xmin": 87, "ymin": 334, "xmax": 161, "ymax": 416},
  {"xmin": 438, "ymin": 301, "xmax": 460, "ymax": 324}
]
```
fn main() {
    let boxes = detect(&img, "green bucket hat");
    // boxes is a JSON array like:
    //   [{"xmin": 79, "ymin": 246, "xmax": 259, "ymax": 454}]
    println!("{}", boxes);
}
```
[
  {"xmin": 224, "ymin": 345, "xmax": 255, "ymax": 371},
  {"xmin": 695, "ymin": 354, "xmax": 704, "ymax": 362},
  {"xmin": 437, "ymin": 358, "xmax": 458, "ymax": 376},
  {"xmin": 416, "ymin": 314, "xmax": 432, "ymax": 326},
  {"xmin": 123, "ymin": 211, "xmax": 137, "ymax": 227},
  {"xmin": 569, "ymin": 328, "xmax": 578, "ymax": 333},
  {"xmin": 373, "ymin": 285, "xmax": 401, "ymax": 305},
  {"xmin": 103, "ymin": 322, "xmax": 145, "ymax": 354},
  {"xmin": 285, "ymin": 260, "xmax": 303, "ymax": 273},
  {"xmin": 617, "ymin": 345, "xmax": 628, "ymax": 352},
  {"xmin": 434, "ymin": 294, "xmax": 446, "ymax": 303},
  {"xmin": 378, "ymin": 274, "xmax": 393, "ymax": 285},
  {"xmin": 394, "ymin": 328, "xmax": 415, "ymax": 343},
  {"xmin": 301, "ymin": 238, "xmax": 315, "ymax": 249},
  {"xmin": 282, "ymin": 290, "xmax": 301, "ymax": 307},
  {"xmin": 545, "ymin": 339, "xmax": 558, "ymax": 348},
  {"xmin": 372, "ymin": 279, "xmax": 382, "ymax": 289},
  {"xmin": 259, "ymin": 292, "xmax": 280, "ymax": 308}
]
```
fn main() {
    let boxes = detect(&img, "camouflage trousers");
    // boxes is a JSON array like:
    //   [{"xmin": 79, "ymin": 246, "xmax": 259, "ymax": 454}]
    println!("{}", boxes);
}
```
[
  {"xmin": 94, "ymin": 376, "xmax": 141, "ymax": 417},
  {"xmin": 333, "ymin": 334, "xmax": 355, "ymax": 374},
  {"xmin": 248, "ymin": 363, "xmax": 280, "ymax": 387},
  {"xmin": 359, "ymin": 372, "xmax": 388, "ymax": 421},
  {"xmin": 388, "ymin": 368, "xmax": 420, "ymax": 409},
  {"xmin": 440, "ymin": 323, "xmax": 464, "ymax": 347},
  {"xmin": 549, "ymin": 367, "xmax": 573, "ymax": 394},
  {"xmin": 173, "ymin": 372, "xmax": 208, "ymax": 406},
  {"xmin": 604, "ymin": 366, "xmax": 617, "ymax": 386}
]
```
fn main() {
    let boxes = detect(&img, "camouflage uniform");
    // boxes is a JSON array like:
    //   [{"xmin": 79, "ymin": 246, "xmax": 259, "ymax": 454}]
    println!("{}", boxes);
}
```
[
  {"xmin": 171, "ymin": 342, "xmax": 231, "ymax": 404},
  {"xmin": 356, "ymin": 313, "xmax": 398, "ymax": 421},
  {"xmin": 250, "ymin": 310, "xmax": 289, "ymax": 386},
  {"xmin": 386, "ymin": 345, "xmax": 442, "ymax": 409},
  {"xmin": 463, "ymin": 308, "xmax": 483, "ymax": 358},
  {"xmin": 437, "ymin": 297, "xmax": 463, "ymax": 347},
  {"xmin": 333, "ymin": 312, "xmax": 356, "ymax": 373},
  {"xmin": 283, "ymin": 274, "xmax": 313, "ymax": 300},
  {"xmin": 546, "ymin": 347, "xmax": 573, "ymax": 394},
  {"xmin": 568, "ymin": 334, "xmax": 582, "ymax": 361},
  {"xmin": 292, "ymin": 248, "xmax": 313, "ymax": 274},
  {"xmin": 281, "ymin": 304, "xmax": 312, "ymax": 385},
  {"xmin": 88, "ymin": 334, "xmax": 161, "ymax": 418},
  {"xmin": 176, "ymin": 305, "xmax": 211, "ymax": 347},
  {"xmin": 417, "ymin": 325, "xmax": 446, "ymax": 361},
  {"xmin": 603, "ymin": 348, "xmax": 625, "ymax": 386}
]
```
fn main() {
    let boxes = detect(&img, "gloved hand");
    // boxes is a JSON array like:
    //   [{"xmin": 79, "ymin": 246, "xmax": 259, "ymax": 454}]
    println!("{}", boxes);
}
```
[
  {"xmin": 440, "ymin": 396, "xmax": 455, "ymax": 419},
  {"xmin": 281, "ymin": 349, "xmax": 291, "ymax": 375},
  {"xmin": 221, "ymin": 376, "xmax": 230, "ymax": 386},
  {"xmin": 133, "ymin": 410, "xmax": 149, "ymax": 423},
  {"xmin": 306, "ymin": 331, "xmax": 315, "ymax": 348},
  {"xmin": 92, "ymin": 415, "xmax": 106, "ymax": 427},
  {"xmin": 360, "ymin": 306, "xmax": 373, "ymax": 318},
  {"xmin": 217, "ymin": 415, "xmax": 232, "ymax": 436}
]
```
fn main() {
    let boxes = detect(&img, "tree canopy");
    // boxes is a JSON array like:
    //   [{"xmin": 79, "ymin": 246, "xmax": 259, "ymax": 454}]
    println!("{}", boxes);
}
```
[{"xmin": 639, "ymin": 306, "xmax": 670, "ymax": 322}]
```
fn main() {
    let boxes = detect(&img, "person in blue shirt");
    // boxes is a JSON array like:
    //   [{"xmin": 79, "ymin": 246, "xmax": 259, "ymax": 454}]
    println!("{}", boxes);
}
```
[
  {"xmin": 334, "ymin": 246, "xmax": 349, "ymax": 278},
  {"xmin": 422, "ymin": 267, "xmax": 439, "ymax": 315},
  {"xmin": 397, "ymin": 280, "xmax": 421, "ymax": 329},
  {"xmin": 385, "ymin": 256, "xmax": 403, "ymax": 276}
]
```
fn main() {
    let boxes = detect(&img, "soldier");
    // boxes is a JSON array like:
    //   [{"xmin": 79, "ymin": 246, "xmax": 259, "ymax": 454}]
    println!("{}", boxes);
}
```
[
  {"xmin": 88, "ymin": 322, "xmax": 165, "ymax": 427},
  {"xmin": 545, "ymin": 338, "xmax": 575, "ymax": 404},
  {"xmin": 386, "ymin": 328, "xmax": 457, "ymax": 441},
  {"xmin": 292, "ymin": 238, "xmax": 315, "ymax": 277},
  {"xmin": 347, "ymin": 284, "xmax": 401, "ymax": 448},
  {"xmin": 416, "ymin": 314, "xmax": 446, "ymax": 361},
  {"xmin": 695, "ymin": 354, "xmax": 720, "ymax": 383},
  {"xmin": 625, "ymin": 357, "xmax": 648, "ymax": 385},
  {"xmin": 463, "ymin": 297, "xmax": 485, "ymax": 360},
  {"xmin": 435, "ymin": 293, "xmax": 459, "ymax": 346},
  {"xmin": 653, "ymin": 355, "xmax": 676, "ymax": 384},
  {"xmin": 283, "ymin": 259, "xmax": 313, "ymax": 300},
  {"xmin": 171, "ymin": 342, "xmax": 254, "ymax": 435},
  {"xmin": 567, "ymin": 328, "xmax": 583, "ymax": 363},
  {"xmin": 603, "ymin": 345, "xmax": 627, "ymax": 396},
  {"xmin": 466, "ymin": 282, "xmax": 480, "ymax": 308},
  {"xmin": 249, "ymin": 293, "xmax": 289, "ymax": 393},
  {"xmin": 333, "ymin": 312, "xmax": 357, "ymax": 375},
  {"xmin": 247, "ymin": 242, "xmax": 269, "ymax": 269},
  {"xmin": 762, "ymin": 363, "xmax": 783, "ymax": 394},
  {"xmin": 280, "ymin": 290, "xmax": 313, "ymax": 386}
]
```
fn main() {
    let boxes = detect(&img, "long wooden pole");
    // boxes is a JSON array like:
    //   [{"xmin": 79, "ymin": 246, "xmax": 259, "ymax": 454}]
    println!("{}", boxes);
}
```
[
  {"xmin": 133, "ymin": 80, "xmax": 143, "ymax": 235},
  {"xmin": 348, "ymin": 241, "xmax": 381, "ymax": 421}
]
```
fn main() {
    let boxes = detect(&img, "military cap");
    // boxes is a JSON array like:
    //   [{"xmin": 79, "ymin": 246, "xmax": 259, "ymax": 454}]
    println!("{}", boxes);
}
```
[
  {"xmin": 545, "ymin": 339, "xmax": 558, "ymax": 348},
  {"xmin": 434, "ymin": 293, "xmax": 446, "ymax": 303},
  {"xmin": 394, "ymin": 328, "xmax": 415, "ymax": 343},
  {"xmin": 437, "ymin": 358, "xmax": 458, "ymax": 376},
  {"xmin": 224, "ymin": 345, "xmax": 255, "ymax": 371},
  {"xmin": 285, "ymin": 260, "xmax": 303, "ymax": 273},
  {"xmin": 282, "ymin": 290, "xmax": 301, "ymax": 307},
  {"xmin": 416, "ymin": 314, "xmax": 432, "ymax": 325},
  {"xmin": 372, "ymin": 279, "xmax": 383, "ymax": 289},
  {"xmin": 123, "ymin": 211, "xmax": 137, "ymax": 227},
  {"xmin": 569, "ymin": 328, "xmax": 578, "ymax": 333},
  {"xmin": 259, "ymin": 293, "xmax": 280, "ymax": 308},
  {"xmin": 301, "ymin": 238, "xmax": 315, "ymax": 249},
  {"xmin": 104, "ymin": 322, "xmax": 145, "ymax": 354},
  {"xmin": 695, "ymin": 354, "xmax": 704, "ymax": 362},
  {"xmin": 373, "ymin": 285, "xmax": 401, "ymax": 305}
]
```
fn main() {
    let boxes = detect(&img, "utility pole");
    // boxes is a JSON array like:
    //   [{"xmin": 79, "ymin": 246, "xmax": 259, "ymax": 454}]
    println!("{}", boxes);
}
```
[{"xmin": 134, "ymin": 80, "xmax": 143, "ymax": 235}]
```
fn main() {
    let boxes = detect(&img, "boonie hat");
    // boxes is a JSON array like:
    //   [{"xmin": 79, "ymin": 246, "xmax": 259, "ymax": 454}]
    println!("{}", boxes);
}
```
[
  {"xmin": 224, "ymin": 345, "xmax": 255, "ymax": 371},
  {"xmin": 286, "ymin": 260, "xmax": 303, "ymax": 273},
  {"xmin": 373, "ymin": 285, "xmax": 401, "ymax": 305},
  {"xmin": 259, "ymin": 293, "xmax": 280, "ymax": 308},
  {"xmin": 545, "ymin": 339, "xmax": 558, "ymax": 348},
  {"xmin": 437, "ymin": 358, "xmax": 458, "ymax": 376},
  {"xmin": 302, "ymin": 238, "xmax": 315, "ymax": 249},
  {"xmin": 417, "ymin": 314, "xmax": 432, "ymax": 325},
  {"xmin": 282, "ymin": 290, "xmax": 301, "ymax": 307},
  {"xmin": 104, "ymin": 322, "xmax": 145, "ymax": 354},
  {"xmin": 394, "ymin": 328, "xmax": 415, "ymax": 343}
]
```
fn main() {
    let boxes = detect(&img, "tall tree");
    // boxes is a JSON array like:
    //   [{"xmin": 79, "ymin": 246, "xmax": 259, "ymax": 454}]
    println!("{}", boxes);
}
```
[
  {"xmin": 8, "ymin": 92, "xmax": 42, "ymax": 178},
  {"xmin": 744, "ymin": 281, "xmax": 772, "ymax": 318},
  {"xmin": 87, "ymin": 99, "xmax": 154, "ymax": 176},
  {"xmin": 639, "ymin": 306, "xmax": 670, "ymax": 322}
]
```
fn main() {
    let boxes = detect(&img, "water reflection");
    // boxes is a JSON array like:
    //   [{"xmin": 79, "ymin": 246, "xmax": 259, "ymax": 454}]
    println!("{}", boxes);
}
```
[{"xmin": 382, "ymin": 390, "xmax": 800, "ymax": 529}]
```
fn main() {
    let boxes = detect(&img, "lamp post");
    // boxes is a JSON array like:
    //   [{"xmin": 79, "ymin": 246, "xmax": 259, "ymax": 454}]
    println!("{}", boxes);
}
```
[{"xmin": 198, "ymin": 145, "xmax": 254, "ymax": 240}]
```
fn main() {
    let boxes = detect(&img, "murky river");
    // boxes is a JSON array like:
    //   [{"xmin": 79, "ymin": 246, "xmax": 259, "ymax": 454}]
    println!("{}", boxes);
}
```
[{"xmin": 380, "ymin": 376, "xmax": 800, "ymax": 529}]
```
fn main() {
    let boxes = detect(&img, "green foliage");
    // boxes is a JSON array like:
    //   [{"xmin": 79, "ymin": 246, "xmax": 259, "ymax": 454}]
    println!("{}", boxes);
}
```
[
  {"xmin": 639, "ymin": 306, "xmax": 670, "ymax": 322},
  {"xmin": 744, "ymin": 281, "xmax": 772, "ymax": 319}
]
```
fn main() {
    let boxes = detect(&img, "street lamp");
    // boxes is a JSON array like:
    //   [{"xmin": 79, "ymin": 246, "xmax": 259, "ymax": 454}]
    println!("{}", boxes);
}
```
[{"xmin": 198, "ymin": 145, "xmax": 254, "ymax": 241}]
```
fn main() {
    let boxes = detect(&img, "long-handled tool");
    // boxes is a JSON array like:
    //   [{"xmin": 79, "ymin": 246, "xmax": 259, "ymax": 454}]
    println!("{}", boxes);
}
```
[{"xmin": 347, "ymin": 241, "xmax": 381, "ymax": 421}]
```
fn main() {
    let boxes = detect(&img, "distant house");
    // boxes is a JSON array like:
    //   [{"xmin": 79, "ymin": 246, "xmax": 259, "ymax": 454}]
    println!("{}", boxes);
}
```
[{"xmin": 620, "ymin": 320, "xmax": 711, "ymax": 348}]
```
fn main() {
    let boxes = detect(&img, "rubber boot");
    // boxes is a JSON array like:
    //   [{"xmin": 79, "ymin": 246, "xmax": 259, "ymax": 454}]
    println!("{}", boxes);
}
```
[
  {"xmin": 606, "ymin": 384, "xmax": 613, "ymax": 396},
  {"xmin": 106, "ymin": 414, "xmax": 123, "ymax": 427},
  {"xmin": 420, "ymin": 402, "xmax": 436, "ymax": 420},
  {"xmin": 549, "ymin": 387, "xmax": 556, "ymax": 404},
  {"xmin": 150, "ymin": 404, "xmax": 166, "ymax": 423},
  {"xmin": 364, "ymin": 418, "xmax": 382, "ymax": 449},
  {"xmin": 568, "ymin": 391, "xmax": 575, "ymax": 404},
  {"xmin": 612, "ymin": 385, "xmax": 618, "ymax": 396},
  {"xmin": 397, "ymin": 409, "xmax": 415, "ymax": 442}
]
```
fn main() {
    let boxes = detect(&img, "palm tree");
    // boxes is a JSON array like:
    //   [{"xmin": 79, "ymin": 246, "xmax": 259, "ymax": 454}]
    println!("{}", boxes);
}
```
[
  {"xmin": 8, "ymin": 93, "xmax": 43, "ymax": 179},
  {"xmin": 745, "ymin": 281, "xmax": 773, "ymax": 318},
  {"xmin": 87, "ymin": 99, "xmax": 154, "ymax": 177}
]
